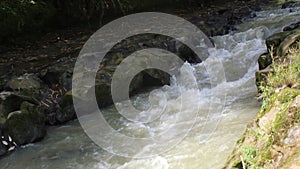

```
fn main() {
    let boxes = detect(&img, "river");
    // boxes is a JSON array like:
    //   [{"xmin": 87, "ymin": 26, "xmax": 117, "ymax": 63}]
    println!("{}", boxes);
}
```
[{"xmin": 1, "ymin": 3, "xmax": 300, "ymax": 169}]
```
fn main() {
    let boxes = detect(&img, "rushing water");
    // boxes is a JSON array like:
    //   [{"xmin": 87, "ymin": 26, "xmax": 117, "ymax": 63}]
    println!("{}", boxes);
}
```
[{"xmin": 1, "ymin": 5, "xmax": 300, "ymax": 169}]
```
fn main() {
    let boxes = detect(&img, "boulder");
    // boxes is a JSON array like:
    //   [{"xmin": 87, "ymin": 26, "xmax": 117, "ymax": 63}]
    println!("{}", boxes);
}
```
[
  {"xmin": 55, "ymin": 105, "xmax": 75, "ymax": 123},
  {"xmin": 277, "ymin": 30, "xmax": 300, "ymax": 56},
  {"xmin": 264, "ymin": 26, "xmax": 300, "ymax": 66},
  {"xmin": 57, "ymin": 90, "xmax": 76, "ymax": 123},
  {"xmin": 6, "ymin": 73, "xmax": 42, "ymax": 90},
  {"xmin": 5, "ymin": 101, "xmax": 46, "ymax": 145},
  {"xmin": 43, "ymin": 90, "xmax": 76, "ymax": 125},
  {"xmin": 266, "ymin": 31, "xmax": 292, "ymax": 52},
  {"xmin": 257, "ymin": 54, "xmax": 273, "ymax": 70},
  {"xmin": 0, "ymin": 92, "xmax": 24, "ymax": 118}
]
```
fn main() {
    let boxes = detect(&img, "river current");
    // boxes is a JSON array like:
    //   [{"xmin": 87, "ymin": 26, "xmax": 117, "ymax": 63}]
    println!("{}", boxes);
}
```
[{"xmin": 1, "ymin": 4, "xmax": 300, "ymax": 169}]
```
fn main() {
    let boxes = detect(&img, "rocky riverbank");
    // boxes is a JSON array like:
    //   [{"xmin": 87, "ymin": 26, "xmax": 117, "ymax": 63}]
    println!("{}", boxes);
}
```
[{"xmin": 224, "ymin": 14, "xmax": 300, "ymax": 168}]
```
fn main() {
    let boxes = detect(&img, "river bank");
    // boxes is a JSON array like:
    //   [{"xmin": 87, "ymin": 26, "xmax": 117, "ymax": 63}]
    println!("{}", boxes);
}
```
[{"xmin": 224, "ymin": 15, "xmax": 300, "ymax": 169}]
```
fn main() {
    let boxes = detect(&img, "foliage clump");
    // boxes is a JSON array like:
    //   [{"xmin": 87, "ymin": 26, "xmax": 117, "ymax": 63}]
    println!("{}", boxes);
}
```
[
  {"xmin": 0, "ymin": 0, "xmax": 55, "ymax": 42},
  {"xmin": 258, "ymin": 49, "xmax": 300, "ymax": 117}
]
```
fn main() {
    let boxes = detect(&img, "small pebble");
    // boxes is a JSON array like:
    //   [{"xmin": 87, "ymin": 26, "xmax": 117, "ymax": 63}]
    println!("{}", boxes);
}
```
[
  {"xmin": 8, "ymin": 135, "xmax": 12, "ymax": 142},
  {"xmin": 8, "ymin": 146, "xmax": 15, "ymax": 151},
  {"xmin": 2, "ymin": 140, "xmax": 8, "ymax": 146}
]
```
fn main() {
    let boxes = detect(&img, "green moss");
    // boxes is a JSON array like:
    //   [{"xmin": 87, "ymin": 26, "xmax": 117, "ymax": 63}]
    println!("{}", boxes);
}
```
[
  {"xmin": 109, "ymin": 53, "xmax": 126, "ymax": 65},
  {"xmin": 60, "ymin": 90, "xmax": 73, "ymax": 108},
  {"xmin": 271, "ymin": 103, "xmax": 289, "ymax": 132},
  {"xmin": 261, "ymin": 150, "xmax": 272, "ymax": 161},
  {"xmin": 232, "ymin": 161, "xmax": 241, "ymax": 168},
  {"xmin": 258, "ymin": 88, "xmax": 299, "ymax": 119},
  {"xmin": 258, "ymin": 50, "xmax": 300, "ymax": 117},
  {"xmin": 258, "ymin": 93, "xmax": 278, "ymax": 118},
  {"xmin": 277, "ymin": 88, "xmax": 300, "ymax": 103},
  {"xmin": 240, "ymin": 146, "xmax": 258, "ymax": 166},
  {"xmin": 265, "ymin": 135, "xmax": 274, "ymax": 149},
  {"xmin": 295, "ymin": 107, "xmax": 300, "ymax": 123}
]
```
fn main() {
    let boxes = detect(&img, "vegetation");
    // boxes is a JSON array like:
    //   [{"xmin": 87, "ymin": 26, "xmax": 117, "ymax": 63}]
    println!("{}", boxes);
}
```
[
  {"xmin": 225, "ymin": 43, "xmax": 300, "ymax": 169},
  {"xmin": 0, "ymin": 0, "xmax": 55, "ymax": 42},
  {"xmin": 0, "ymin": 0, "xmax": 199, "ymax": 44},
  {"xmin": 258, "ymin": 48, "xmax": 300, "ymax": 117},
  {"xmin": 0, "ymin": 0, "xmax": 117, "ymax": 42}
]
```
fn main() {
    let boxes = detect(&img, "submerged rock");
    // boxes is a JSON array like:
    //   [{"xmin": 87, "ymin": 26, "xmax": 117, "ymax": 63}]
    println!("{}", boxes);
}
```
[
  {"xmin": 283, "ymin": 21, "xmax": 300, "ymax": 31},
  {"xmin": 282, "ymin": 1, "xmax": 300, "ymax": 9},
  {"xmin": 41, "ymin": 89, "xmax": 75, "ymax": 125}
]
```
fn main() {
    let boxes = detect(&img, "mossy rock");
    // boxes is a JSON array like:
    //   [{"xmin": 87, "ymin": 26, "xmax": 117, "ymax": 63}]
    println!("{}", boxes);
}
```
[
  {"xmin": 55, "ymin": 105, "xmax": 75, "ymax": 124},
  {"xmin": 277, "ymin": 31, "xmax": 300, "ymax": 56},
  {"xmin": 54, "ymin": 91, "xmax": 76, "ymax": 123},
  {"xmin": 0, "ymin": 92, "xmax": 24, "ymax": 118},
  {"xmin": 266, "ymin": 27, "xmax": 300, "ymax": 56},
  {"xmin": 0, "ymin": 90, "xmax": 41, "ymax": 118},
  {"xmin": 258, "ymin": 54, "xmax": 273, "ymax": 70},
  {"xmin": 255, "ymin": 71, "xmax": 267, "ymax": 94},
  {"xmin": 95, "ymin": 79, "xmax": 113, "ymax": 108},
  {"xmin": 60, "ymin": 90, "xmax": 73, "ymax": 108},
  {"xmin": 262, "ymin": 28, "xmax": 300, "ymax": 70},
  {"xmin": 5, "ymin": 101, "xmax": 46, "ymax": 145},
  {"xmin": 266, "ymin": 31, "xmax": 292, "ymax": 54},
  {"xmin": 6, "ymin": 73, "xmax": 42, "ymax": 90},
  {"xmin": 0, "ymin": 115, "xmax": 5, "ymax": 125}
]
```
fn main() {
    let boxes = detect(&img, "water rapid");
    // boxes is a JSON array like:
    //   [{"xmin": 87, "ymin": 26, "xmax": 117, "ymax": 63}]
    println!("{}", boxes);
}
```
[{"xmin": 1, "ymin": 5, "xmax": 300, "ymax": 169}]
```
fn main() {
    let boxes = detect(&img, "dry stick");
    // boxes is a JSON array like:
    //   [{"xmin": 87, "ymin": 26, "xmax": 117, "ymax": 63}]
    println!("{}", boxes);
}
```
[
  {"xmin": 240, "ymin": 155, "xmax": 246, "ymax": 169},
  {"xmin": 45, "ymin": 98, "xmax": 53, "ymax": 104},
  {"xmin": 41, "ymin": 101, "xmax": 50, "ymax": 107}
]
